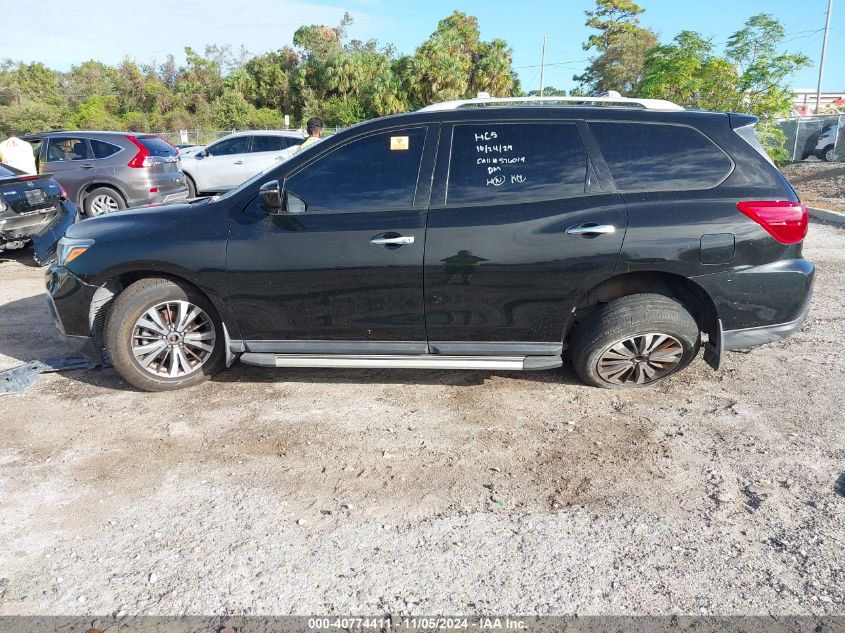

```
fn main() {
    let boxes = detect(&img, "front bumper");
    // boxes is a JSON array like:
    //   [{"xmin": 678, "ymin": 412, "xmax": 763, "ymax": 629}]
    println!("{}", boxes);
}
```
[{"xmin": 45, "ymin": 263, "xmax": 104, "ymax": 365}]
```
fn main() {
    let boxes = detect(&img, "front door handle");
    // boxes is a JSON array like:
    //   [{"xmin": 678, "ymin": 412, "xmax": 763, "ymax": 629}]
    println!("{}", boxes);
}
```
[
  {"xmin": 370, "ymin": 235, "xmax": 414, "ymax": 246},
  {"xmin": 234, "ymin": 160, "xmax": 245, "ymax": 165},
  {"xmin": 565, "ymin": 223, "xmax": 616, "ymax": 236},
  {"xmin": 79, "ymin": 163, "xmax": 95, "ymax": 170}
]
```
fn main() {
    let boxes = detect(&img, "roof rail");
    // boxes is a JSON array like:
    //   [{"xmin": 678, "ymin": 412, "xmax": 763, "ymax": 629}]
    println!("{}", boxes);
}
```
[{"xmin": 418, "ymin": 95, "xmax": 684, "ymax": 112}]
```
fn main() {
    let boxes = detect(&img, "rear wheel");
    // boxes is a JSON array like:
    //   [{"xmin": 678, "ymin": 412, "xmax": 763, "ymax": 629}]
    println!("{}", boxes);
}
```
[
  {"xmin": 84, "ymin": 187, "xmax": 126, "ymax": 217},
  {"xmin": 185, "ymin": 173, "xmax": 197, "ymax": 198},
  {"xmin": 104, "ymin": 278, "xmax": 225, "ymax": 391},
  {"xmin": 571, "ymin": 293, "xmax": 700, "ymax": 389}
]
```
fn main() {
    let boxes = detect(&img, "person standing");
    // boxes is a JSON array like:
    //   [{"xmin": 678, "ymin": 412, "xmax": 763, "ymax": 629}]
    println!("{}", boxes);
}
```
[
  {"xmin": 0, "ymin": 133, "xmax": 37, "ymax": 174},
  {"xmin": 297, "ymin": 117, "xmax": 324, "ymax": 151}
]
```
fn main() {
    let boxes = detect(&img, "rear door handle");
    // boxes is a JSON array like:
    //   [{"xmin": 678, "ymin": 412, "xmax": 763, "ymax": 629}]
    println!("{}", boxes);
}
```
[
  {"xmin": 234, "ymin": 160, "xmax": 245, "ymax": 165},
  {"xmin": 79, "ymin": 163, "xmax": 95, "ymax": 170},
  {"xmin": 370, "ymin": 235, "xmax": 414, "ymax": 246},
  {"xmin": 565, "ymin": 223, "xmax": 616, "ymax": 236}
]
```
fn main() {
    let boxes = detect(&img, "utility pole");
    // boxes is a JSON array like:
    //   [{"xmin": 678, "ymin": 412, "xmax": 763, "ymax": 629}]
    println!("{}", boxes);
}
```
[
  {"xmin": 815, "ymin": 0, "xmax": 834, "ymax": 115},
  {"xmin": 539, "ymin": 36, "xmax": 547, "ymax": 97}
]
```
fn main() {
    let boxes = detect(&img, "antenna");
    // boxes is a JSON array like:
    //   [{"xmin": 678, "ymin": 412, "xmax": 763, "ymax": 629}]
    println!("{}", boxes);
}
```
[{"xmin": 539, "ymin": 36, "xmax": 547, "ymax": 97}]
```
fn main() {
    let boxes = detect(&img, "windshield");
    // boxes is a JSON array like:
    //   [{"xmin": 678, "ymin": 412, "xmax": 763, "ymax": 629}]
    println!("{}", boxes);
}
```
[{"xmin": 216, "ymin": 137, "xmax": 325, "ymax": 202}]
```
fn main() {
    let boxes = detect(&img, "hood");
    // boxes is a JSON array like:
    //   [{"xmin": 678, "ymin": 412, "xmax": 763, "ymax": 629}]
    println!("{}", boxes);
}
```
[{"xmin": 64, "ymin": 197, "xmax": 212, "ymax": 241}]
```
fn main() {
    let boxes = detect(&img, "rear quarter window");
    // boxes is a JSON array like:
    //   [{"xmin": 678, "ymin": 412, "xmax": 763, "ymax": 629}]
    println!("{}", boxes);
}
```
[
  {"xmin": 589, "ymin": 122, "xmax": 733, "ymax": 192},
  {"xmin": 90, "ymin": 140, "xmax": 122, "ymax": 159}
]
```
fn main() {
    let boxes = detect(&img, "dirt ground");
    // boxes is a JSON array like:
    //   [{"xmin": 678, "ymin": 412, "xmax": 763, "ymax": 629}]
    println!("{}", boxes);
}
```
[
  {"xmin": 782, "ymin": 161, "xmax": 845, "ymax": 213},
  {"xmin": 0, "ymin": 223, "xmax": 843, "ymax": 617}
]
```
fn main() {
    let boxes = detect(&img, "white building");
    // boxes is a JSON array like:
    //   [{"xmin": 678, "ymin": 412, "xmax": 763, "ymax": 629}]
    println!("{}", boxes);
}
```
[{"xmin": 792, "ymin": 89, "xmax": 845, "ymax": 116}]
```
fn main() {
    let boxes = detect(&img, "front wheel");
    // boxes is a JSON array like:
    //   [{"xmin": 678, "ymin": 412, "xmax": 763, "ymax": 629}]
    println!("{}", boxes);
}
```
[
  {"xmin": 104, "ymin": 278, "xmax": 225, "ymax": 391},
  {"xmin": 823, "ymin": 145, "xmax": 836, "ymax": 162},
  {"xmin": 570, "ymin": 294, "xmax": 701, "ymax": 389}
]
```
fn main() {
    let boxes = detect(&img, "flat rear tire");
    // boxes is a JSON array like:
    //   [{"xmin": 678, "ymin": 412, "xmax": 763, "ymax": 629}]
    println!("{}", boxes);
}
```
[{"xmin": 571, "ymin": 293, "xmax": 701, "ymax": 389}]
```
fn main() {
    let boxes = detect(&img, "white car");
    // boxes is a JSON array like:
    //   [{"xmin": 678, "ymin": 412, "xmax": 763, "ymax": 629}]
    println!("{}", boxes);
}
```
[{"xmin": 180, "ymin": 130, "xmax": 305, "ymax": 195}]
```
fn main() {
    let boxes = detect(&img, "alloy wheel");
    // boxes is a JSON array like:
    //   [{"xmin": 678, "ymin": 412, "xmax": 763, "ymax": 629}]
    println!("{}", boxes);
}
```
[
  {"xmin": 130, "ymin": 300, "xmax": 217, "ymax": 378},
  {"xmin": 596, "ymin": 332, "xmax": 684, "ymax": 385},
  {"xmin": 89, "ymin": 194, "xmax": 120, "ymax": 215}
]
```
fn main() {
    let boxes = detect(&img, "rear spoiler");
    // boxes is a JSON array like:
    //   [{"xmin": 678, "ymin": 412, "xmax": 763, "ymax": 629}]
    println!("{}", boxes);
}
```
[
  {"xmin": 728, "ymin": 113, "xmax": 774, "ymax": 166},
  {"xmin": 729, "ymin": 113, "xmax": 758, "ymax": 129},
  {"xmin": 0, "ymin": 173, "xmax": 54, "ymax": 184}
]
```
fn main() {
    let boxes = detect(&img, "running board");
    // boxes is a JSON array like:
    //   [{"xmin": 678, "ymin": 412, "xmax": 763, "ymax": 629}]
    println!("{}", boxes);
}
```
[{"xmin": 239, "ymin": 353, "xmax": 562, "ymax": 371}]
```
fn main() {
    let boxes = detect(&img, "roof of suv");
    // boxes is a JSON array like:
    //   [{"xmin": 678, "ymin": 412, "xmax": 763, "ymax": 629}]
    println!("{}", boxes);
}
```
[
  {"xmin": 23, "ymin": 131, "xmax": 144, "ymax": 137},
  {"xmin": 327, "ymin": 104, "xmax": 740, "ymax": 139},
  {"xmin": 217, "ymin": 130, "xmax": 306, "ymax": 139}
]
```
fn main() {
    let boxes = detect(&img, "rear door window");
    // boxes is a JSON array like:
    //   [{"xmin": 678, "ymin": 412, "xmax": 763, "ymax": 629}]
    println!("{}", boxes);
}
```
[
  {"xmin": 46, "ymin": 138, "xmax": 93, "ymax": 162},
  {"xmin": 446, "ymin": 123, "xmax": 587, "ymax": 206},
  {"xmin": 137, "ymin": 136, "xmax": 176, "ymax": 157},
  {"xmin": 90, "ymin": 140, "xmax": 122, "ymax": 159},
  {"xmin": 589, "ymin": 122, "xmax": 732, "ymax": 192},
  {"xmin": 251, "ymin": 135, "xmax": 285, "ymax": 152}
]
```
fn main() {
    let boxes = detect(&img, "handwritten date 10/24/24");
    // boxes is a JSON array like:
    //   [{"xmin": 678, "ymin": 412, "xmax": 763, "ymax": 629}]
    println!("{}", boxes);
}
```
[{"xmin": 473, "ymin": 130, "xmax": 527, "ymax": 187}]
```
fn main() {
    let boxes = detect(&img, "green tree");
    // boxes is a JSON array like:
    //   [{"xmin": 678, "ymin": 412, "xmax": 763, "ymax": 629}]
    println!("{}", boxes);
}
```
[
  {"xmin": 527, "ymin": 86, "xmax": 567, "ymax": 97},
  {"xmin": 72, "ymin": 95, "xmax": 122, "ymax": 130},
  {"xmin": 636, "ymin": 14, "xmax": 810, "ymax": 164},
  {"xmin": 210, "ymin": 89, "xmax": 254, "ymax": 128},
  {"xmin": 636, "ymin": 32, "xmax": 740, "ymax": 110},
  {"xmin": 725, "ymin": 13, "xmax": 810, "ymax": 117},
  {"xmin": 575, "ymin": 0, "xmax": 657, "ymax": 95}
]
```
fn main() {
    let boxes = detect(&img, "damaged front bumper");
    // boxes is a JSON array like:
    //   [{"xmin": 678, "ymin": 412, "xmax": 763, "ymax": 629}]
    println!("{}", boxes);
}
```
[{"xmin": 45, "ymin": 262, "xmax": 104, "ymax": 366}]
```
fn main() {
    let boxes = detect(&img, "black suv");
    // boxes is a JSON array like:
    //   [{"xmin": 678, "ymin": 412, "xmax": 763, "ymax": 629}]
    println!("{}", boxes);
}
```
[{"xmin": 45, "ymin": 97, "xmax": 814, "ymax": 391}]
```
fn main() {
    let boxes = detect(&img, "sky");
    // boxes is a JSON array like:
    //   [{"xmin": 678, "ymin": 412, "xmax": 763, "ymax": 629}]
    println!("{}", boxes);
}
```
[{"xmin": 2, "ymin": 0, "xmax": 842, "ymax": 95}]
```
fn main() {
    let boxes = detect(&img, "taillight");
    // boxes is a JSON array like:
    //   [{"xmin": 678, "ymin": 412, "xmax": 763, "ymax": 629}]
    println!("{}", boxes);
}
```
[
  {"xmin": 126, "ymin": 135, "xmax": 151, "ymax": 168},
  {"xmin": 736, "ymin": 200, "xmax": 808, "ymax": 245},
  {"xmin": 59, "ymin": 184, "xmax": 68, "ymax": 200}
]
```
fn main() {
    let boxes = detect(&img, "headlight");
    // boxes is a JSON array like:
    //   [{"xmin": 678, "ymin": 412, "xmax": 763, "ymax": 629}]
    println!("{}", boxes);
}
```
[{"xmin": 56, "ymin": 237, "xmax": 94, "ymax": 266}]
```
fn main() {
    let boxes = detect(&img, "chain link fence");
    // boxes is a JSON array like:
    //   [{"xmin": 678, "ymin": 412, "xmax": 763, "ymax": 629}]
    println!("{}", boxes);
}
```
[
  {"xmin": 152, "ymin": 127, "xmax": 345, "ymax": 147},
  {"xmin": 779, "ymin": 115, "xmax": 844, "ymax": 163}
]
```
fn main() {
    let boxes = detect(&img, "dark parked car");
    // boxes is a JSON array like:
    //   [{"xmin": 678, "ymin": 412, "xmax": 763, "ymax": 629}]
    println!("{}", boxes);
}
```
[
  {"xmin": 22, "ymin": 131, "xmax": 188, "ymax": 217},
  {"xmin": 45, "ymin": 96, "xmax": 813, "ymax": 392},
  {"xmin": 0, "ymin": 162, "xmax": 77, "ymax": 263}
]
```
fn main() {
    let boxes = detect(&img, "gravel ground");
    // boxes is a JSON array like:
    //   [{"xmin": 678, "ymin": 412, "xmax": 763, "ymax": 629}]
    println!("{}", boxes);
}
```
[
  {"xmin": 0, "ymin": 223, "xmax": 843, "ymax": 616},
  {"xmin": 782, "ymin": 161, "xmax": 845, "ymax": 213}
]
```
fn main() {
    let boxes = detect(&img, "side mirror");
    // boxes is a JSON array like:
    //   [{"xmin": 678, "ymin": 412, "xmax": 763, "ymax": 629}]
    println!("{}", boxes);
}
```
[{"xmin": 259, "ymin": 180, "xmax": 283, "ymax": 212}]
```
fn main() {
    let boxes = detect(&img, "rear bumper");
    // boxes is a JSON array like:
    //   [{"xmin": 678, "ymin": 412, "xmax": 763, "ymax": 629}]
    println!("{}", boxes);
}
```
[
  {"xmin": 722, "ymin": 296, "xmax": 811, "ymax": 350},
  {"xmin": 126, "ymin": 185, "xmax": 189, "ymax": 207},
  {"xmin": 693, "ymin": 257, "xmax": 815, "ymax": 334}
]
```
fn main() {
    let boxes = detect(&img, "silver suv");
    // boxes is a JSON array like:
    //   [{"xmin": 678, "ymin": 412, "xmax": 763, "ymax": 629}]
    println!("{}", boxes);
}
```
[{"xmin": 23, "ymin": 131, "xmax": 189, "ymax": 216}]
